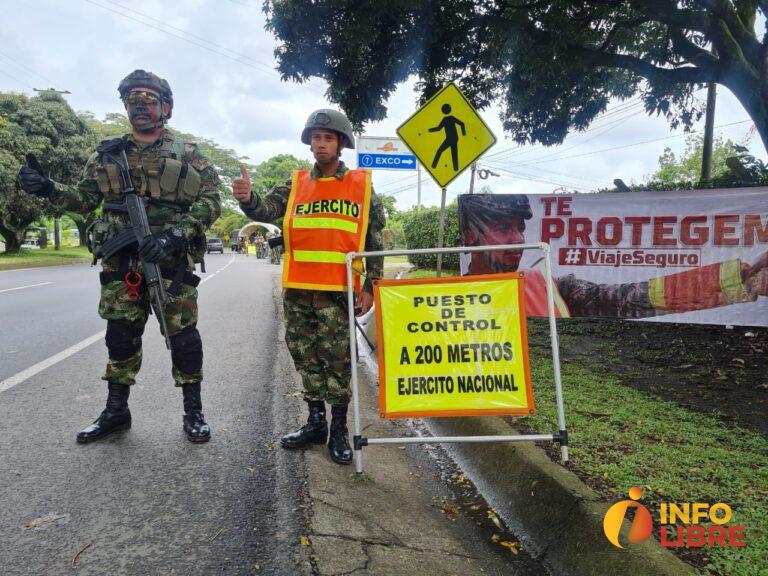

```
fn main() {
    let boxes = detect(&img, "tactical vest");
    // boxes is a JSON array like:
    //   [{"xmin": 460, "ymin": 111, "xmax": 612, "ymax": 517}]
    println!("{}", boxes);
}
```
[
  {"xmin": 87, "ymin": 132, "xmax": 205, "ymax": 263},
  {"xmin": 94, "ymin": 132, "xmax": 201, "ymax": 207}
]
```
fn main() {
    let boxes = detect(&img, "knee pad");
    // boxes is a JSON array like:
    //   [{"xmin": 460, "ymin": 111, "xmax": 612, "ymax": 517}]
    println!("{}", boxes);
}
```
[
  {"xmin": 170, "ymin": 327, "xmax": 203, "ymax": 374},
  {"xmin": 105, "ymin": 320, "xmax": 143, "ymax": 361}
]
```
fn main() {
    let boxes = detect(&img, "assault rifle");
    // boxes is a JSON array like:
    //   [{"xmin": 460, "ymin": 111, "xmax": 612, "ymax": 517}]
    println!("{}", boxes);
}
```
[{"xmin": 97, "ymin": 138, "xmax": 173, "ymax": 350}]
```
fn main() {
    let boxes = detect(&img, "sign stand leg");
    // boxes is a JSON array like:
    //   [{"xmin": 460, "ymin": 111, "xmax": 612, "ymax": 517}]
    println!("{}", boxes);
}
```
[
  {"xmin": 541, "ymin": 244, "xmax": 569, "ymax": 464},
  {"xmin": 436, "ymin": 187, "xmax": 447, "ymax": 278},
  {"xmin": 346, "ymin": 260, "xmax": 364, "ymax": 473}
]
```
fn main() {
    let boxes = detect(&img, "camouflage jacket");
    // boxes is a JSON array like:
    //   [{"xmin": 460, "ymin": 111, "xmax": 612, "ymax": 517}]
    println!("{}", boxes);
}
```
[
  {"xmin": 239, "ymin": 161, "xmax": 386, "ymax": 299},
  {"xmin": 49, "ymin": 131, "xmax": 221, "ymax": 255}
]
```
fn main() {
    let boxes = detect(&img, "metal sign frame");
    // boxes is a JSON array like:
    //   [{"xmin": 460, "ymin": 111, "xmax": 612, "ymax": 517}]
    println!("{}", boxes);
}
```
[{"xmin": 345, "ymin": 242, "xmax": 569, "ymax": 474}]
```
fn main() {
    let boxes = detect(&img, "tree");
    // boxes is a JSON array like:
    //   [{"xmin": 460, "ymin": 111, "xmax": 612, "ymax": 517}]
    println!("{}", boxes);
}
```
[
  {"xmin": 265, "ymin": 1, "xmax": 768, "ymax": 151},
  {"xmin": 250, "ymin": 154, "xmax": 311, "ymax": 194},
  {"xmin": 0, "ymin": 91, "xmax": 95, "ymax": 253},
  {"xmin": 652, "ymin": 133, "xmax": 742, "ymax": 184}
]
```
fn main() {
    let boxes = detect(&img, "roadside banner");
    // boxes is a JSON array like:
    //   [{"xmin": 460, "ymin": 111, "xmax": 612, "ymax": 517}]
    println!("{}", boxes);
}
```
[
  {"xmin": 457, "ymin": 189, "xmax": 768, "ymax": 326},
  {"xmin": 373, "ymin": 274, "xmax": 534, "ymax": 418},
  {"xmin": 357, "ymin": 136, "xmax": 417, "ymax": 171}
]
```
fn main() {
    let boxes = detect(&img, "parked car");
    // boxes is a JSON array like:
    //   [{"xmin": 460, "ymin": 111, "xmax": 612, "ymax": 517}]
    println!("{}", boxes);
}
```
[
  {"xmin": 206, "ymin": 238, "xmax": 224, "ymax": 254},
  {"xmin": 21, "ymin": 239, "xmax": 40, "ymax": 249}
]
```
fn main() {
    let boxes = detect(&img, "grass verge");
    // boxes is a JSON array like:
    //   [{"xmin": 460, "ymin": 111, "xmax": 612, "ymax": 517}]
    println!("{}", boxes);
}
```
[
  {"xmin": 0, "ymin": 246, "xmax": 91, "ymax": 270},
  {"xmin": 404, "ymin": 267, "xmax": 459, "ymax": 279},
  {"xmin": 517, "ymin": 320, "xmax": 767, "ymax": 576}
]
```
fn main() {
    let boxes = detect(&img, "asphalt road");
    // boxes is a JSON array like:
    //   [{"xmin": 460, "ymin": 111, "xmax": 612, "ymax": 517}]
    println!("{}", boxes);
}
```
[{"xmin": 0, "ymin": 253, "xmax": 307, "ymax": 575}]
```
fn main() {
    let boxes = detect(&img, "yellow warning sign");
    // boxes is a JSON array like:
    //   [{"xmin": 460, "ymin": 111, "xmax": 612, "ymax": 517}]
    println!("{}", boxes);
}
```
[
  {"xmin": 396, "ymin": 82, "xmax": 497, "ymax": 188},
  {"xmin": 373, "ymin": 273, "xmax": 534, "ymax": 419}
]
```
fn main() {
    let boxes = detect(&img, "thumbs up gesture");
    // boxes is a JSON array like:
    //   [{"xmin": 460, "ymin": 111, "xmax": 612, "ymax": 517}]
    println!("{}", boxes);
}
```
[{"xmin": 233, "ymin": 164, "xmax": 252, "ymax": 204}]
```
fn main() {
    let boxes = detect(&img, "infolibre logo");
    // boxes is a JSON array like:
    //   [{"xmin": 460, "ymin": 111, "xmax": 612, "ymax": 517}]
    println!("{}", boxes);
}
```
[
  {"xmin": 603, "ymin": 486, "xmax": 653, "ymax": 548},
  {"xmin": 603, "ymin": 487, "xmax": 747, "ymax": 549}
]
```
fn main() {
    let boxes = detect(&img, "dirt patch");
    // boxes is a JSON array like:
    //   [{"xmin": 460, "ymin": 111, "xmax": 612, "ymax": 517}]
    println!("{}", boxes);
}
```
[{"xmin": 527, "ymin": 318, "xmax": 768, "ymax": 434}]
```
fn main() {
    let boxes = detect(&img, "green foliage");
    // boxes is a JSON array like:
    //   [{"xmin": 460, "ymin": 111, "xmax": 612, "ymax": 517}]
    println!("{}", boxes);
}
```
[
  {"xmin": 265, "ymin": 2, "xmax": 768, "ymax": 151},
  {"xmin": 0, "ymin": 91, "xmax": 96, "ymax": 253},
  {"xmin": 401, "ymin": 203, "xmax": 460, "ymax": 270},
  {"xmin": 601, "ymin": 138, "xmax": 768, "ymax": 192},
  {"xmin": 250, "ymin": 153, "xmax": 311, "ymax": 194},
  {"xmin": 652, "ymin": 134, "xmax": 741, "ymax": 184},
  {"xmin": 210, "ymin": 204, "xmax": 250, "ymax": 242}
]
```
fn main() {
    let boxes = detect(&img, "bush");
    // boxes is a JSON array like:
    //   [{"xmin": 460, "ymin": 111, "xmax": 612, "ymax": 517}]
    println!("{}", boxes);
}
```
[{"xmin": 401, "ymin": 203, "xmax": 460, "ymax": 270}]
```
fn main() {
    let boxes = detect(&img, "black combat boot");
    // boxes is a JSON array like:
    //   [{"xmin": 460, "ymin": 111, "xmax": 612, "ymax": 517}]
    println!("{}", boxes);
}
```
[
  {"xmin": 328, "ymin": 404, "xmax": 352, "ymax": 465},
  {"xmin": 76, "ymin": 383, "xmax": 131, "ymax": 443},
  {"xmin": 182, "ymin": 382, "xmax": 211, "ymax": 443},
  {"xmin": 281, "ymin": 400, "xmax": 328, "ymax": 448}
]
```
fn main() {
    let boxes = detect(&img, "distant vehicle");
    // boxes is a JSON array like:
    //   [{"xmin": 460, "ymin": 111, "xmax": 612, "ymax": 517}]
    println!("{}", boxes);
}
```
[
  {"xmin": 206, "ymin": 238, "xmax": 224, "ymax": 254},
  {"xmin": 231, "ymin": 229, "xmax": 241, "ymax": 252},
  {"xmin": 21, "ymin": 239, "xmax": 40, "ymax": 249}
]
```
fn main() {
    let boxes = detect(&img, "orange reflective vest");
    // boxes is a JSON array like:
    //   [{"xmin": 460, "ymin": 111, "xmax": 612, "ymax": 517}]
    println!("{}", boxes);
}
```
[{"xmin": 282, "ymin": 169, "xmax": 372, "ymax": 291}]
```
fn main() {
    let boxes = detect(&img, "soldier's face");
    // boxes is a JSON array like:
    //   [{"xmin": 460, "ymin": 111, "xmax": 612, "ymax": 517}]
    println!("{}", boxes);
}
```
[
  {"xmin": 474, "ymin": 219, "xmax": 526, "ymax": 272},
  {"xmin": 310, "ymin": 128, "xmax": 342, "ymax": 163},
  {"xmin": 124, "ymin": 87, "xmax": 166, "ymax": 129}
]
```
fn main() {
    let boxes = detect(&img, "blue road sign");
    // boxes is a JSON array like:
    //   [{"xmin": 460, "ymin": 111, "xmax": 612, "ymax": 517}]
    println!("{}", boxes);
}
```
[{"xmin": 357, "ymin": 153, "xmax": 417, "ymax": 171}]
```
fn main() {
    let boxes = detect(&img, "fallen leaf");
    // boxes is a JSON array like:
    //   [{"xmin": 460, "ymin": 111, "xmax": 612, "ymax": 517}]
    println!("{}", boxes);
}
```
[
  {"xmin": 253, "ymin": 563, "xmax": 261, "ymax": 572},
  {"xmin": 491, "ymin": 534, "xmax": 501, "ymax": 542},
  {"xmin": 499, "ymin": 541, "xmax": 520, "ymax": 555},
  {"xmin": 300, "ymin": 535, "xmax": 310, "ymax": 547},
  {"xmin": 441, "ymin": 500, "xmax": 461, "ymax": 519}
]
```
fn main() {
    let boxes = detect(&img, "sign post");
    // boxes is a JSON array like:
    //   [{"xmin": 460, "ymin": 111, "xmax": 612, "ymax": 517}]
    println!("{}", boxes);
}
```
[{"xmin": 397, "ymin": 82, "xmax": 497, "ymax": 275}]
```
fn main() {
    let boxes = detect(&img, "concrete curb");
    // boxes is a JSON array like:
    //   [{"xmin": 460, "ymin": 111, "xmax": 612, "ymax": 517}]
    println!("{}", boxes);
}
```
[{"xmin": 426, "ymin": 416, "xmax": 694, "ymax": 576}]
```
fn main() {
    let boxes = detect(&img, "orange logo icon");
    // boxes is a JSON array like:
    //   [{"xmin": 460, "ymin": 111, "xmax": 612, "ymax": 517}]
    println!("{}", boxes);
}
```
[
  {"xmin": 377, "ymin": 142, "xmax": 398, "ymax": 152},
  {"xmin": 603, "ymin": 487, "xmax": 654, "ymax": 548}
]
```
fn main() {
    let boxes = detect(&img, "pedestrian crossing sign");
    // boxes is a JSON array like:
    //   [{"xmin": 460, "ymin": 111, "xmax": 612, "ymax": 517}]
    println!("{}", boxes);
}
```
[{"xmin": 397, "ymin": 82, "xmax": 497, "ymax": 188}]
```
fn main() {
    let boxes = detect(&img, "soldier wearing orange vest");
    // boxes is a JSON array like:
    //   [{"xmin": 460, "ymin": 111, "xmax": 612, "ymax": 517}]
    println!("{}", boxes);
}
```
[
  {"xmin": 233, "ymin": 109, "xmax": 385, "ymax": 464},
  {"xmin": 459, "ymin": 194, "xmax": 768, "ymax": 318}
]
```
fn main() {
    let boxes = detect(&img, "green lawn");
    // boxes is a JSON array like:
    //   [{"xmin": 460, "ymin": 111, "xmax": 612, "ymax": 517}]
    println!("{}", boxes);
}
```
[
  {"xmin": 0, "ymin": 246, "xmax": 91, "ymax": 270},
  {"xmin": 404, "ymin": 267, "xmax": 459, "ymax": 279},
  {"xmin": 517, "ymin": 323, "xmax": 767, "ymax": 576}
]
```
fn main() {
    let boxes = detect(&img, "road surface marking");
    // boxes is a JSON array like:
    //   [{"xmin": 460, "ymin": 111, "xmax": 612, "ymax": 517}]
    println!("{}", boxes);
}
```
[
  {"xmin": 0, "ymin": 331, "xmax": 105, "ymax": 393},
  {"xmin": 0, "ymin": 282, "xmax": 52, "ymax": 294},
  {"xmin": 0, "ymin": 256, "xmax": 234, "ymax": 393}
]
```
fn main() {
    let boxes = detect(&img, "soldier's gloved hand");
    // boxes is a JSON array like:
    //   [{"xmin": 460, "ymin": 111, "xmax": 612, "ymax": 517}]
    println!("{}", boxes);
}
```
[
  {"xmin": 18, "ymin": 154, "xmax": 54, "ymax": 197},
  {"xmin": 138, "ymin": 227, "xmax": 185, "ymax": 263}
]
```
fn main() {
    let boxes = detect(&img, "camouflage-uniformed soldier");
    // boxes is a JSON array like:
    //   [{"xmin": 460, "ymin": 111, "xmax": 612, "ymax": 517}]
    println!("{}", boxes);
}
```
[
  {"xmin": 18, "ymin": 70, "xmax": 221, "ymax": 443},
  {"xmin": 233, "ymin": 109, "xmax": 385, "ymax": 465}
]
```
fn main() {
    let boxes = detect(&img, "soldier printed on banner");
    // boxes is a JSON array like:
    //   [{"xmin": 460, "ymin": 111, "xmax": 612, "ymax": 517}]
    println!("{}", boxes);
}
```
[{"xmin": 18, "ymin": 69, "xmax": 221, "ymax": 444}]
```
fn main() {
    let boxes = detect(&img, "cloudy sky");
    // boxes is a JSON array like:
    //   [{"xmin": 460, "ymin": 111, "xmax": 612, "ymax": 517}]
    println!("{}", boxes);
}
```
[{"xmin": 0, "ymin": 0, "xmax": 762, "ymax": 209}]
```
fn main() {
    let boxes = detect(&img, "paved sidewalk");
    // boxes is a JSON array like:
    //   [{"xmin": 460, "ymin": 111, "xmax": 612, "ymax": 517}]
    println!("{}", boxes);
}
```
[{"xmin": 273, "ymin": 280, "xmax": 544, "ymax": 576}]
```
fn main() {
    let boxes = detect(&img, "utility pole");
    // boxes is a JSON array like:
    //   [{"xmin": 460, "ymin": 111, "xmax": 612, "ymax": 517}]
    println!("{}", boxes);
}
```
[
  {"xmin": 700, "ymin": 83, "xmax": 717, "ymax": 183},
  {"xmin": 416, "ymin": 164, "xmax": 422, "ymax": 208},
  {"xmin": 468, "ymin": 162, "xmax": 477, "ymax": 194}
]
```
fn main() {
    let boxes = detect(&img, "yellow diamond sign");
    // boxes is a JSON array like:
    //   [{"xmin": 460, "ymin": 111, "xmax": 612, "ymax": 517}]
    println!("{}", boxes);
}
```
[{"xmin": 397, "ymin": 82, "xmax": 497, "ymax": 188}]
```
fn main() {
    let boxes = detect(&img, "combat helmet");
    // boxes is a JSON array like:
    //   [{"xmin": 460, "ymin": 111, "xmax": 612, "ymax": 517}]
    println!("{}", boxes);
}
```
[
  {"xmin": 301, "ymin": 109, "xmax": 355, "ymax": 148},
  {"xmin": 463, "ymin": 194, "xmax": 533, "ymax": 220},
  {"xmin": 118, "ymin": 69, "xmax": 174, "ymax": 119}
]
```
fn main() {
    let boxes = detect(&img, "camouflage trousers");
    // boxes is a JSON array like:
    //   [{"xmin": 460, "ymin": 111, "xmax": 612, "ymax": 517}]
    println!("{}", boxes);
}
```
[
  {"xmin": 98, "ymin": 257, "xmax": 202, "ymax": 387},
  {"xmin": 283, "ymin": 296, "xmax": 351, "ymax": 406}
]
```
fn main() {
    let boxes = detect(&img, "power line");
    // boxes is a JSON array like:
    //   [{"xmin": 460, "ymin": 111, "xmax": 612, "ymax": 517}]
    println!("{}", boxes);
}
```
[
  {"xmin": 502, "ymin": 119, "xmax": 754, "ymax": 168},
  {"xmin": 0, "ymin": 67, "xmax": 33, "ymax": 90},
  {"xmin": 0, "ymin": 49, "xmax": 55, "ymax": 86},
  {"xmin": 101, "ymin": 0, "xmax": 277, "ymax": 76},
  {"xmin": 82, "ymin": 0, "xmax": 282, "ymax": 79}
]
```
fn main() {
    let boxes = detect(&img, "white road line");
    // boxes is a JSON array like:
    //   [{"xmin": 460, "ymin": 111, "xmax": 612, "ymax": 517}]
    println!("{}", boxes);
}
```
[
  {"xmin": 0, "ymin": 282, "xmax": 52, "ymax": 294},
  {"xmin": 200, "ymin": 254, "xmax": 235, "ymax": 284},
  {"xmin": 0, "ymin": 331, "xmax": 105, "ymax": 393},
  {"xmin": 0, "ymin": 256, "xmax": 235, "ymax": 394}
]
